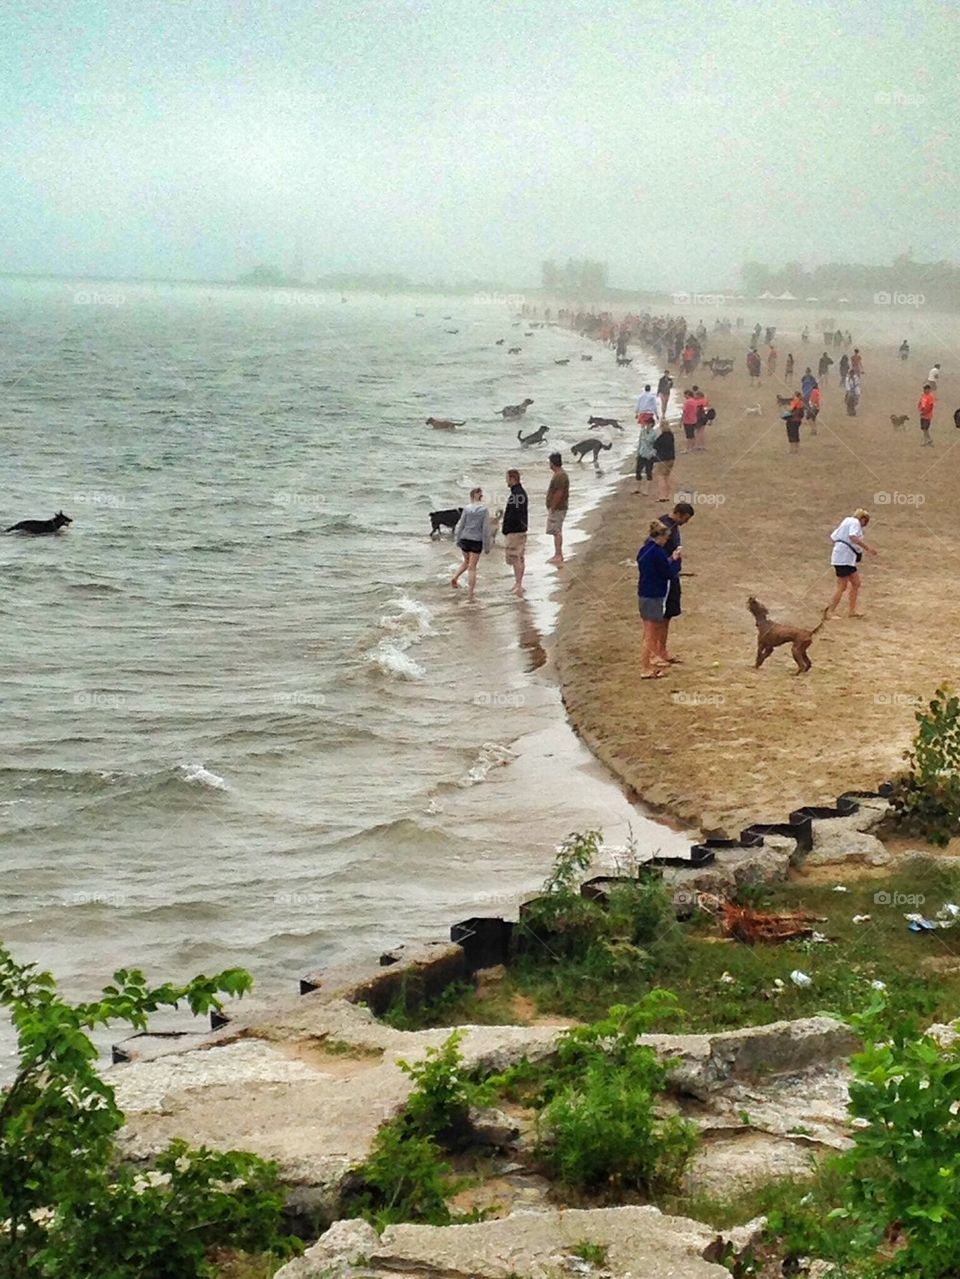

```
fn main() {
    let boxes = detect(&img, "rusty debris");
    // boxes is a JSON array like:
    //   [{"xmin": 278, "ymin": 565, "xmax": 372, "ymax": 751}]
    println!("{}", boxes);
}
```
[{"xmin": 695, "ymin": 893, "xmax": 826, "ymax": 944}]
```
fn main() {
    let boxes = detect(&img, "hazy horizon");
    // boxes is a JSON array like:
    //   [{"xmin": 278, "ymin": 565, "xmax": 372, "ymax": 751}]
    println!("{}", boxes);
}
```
[{"xmin": 3, "ymin": 0, "xmax": 958, "ymax": 289}]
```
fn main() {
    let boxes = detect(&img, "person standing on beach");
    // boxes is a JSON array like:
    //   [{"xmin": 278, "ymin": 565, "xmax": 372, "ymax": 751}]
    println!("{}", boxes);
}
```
[
  {"xmin": 680, "ymin": 389, "xmax": 699, "ymax": 453},
  {"xmin": 746, "ymin": 348, "xmax": 762, "ymax": 385},
  {"xmin": 806, "ymin": 383, "xmax": 821, "ymax": 435},
  {"xmin": 850, "ymin": 348, "xmax": 863, "ymax": 379},
  {"xmin": 838, "ymin": 353, "xmax": 850, "ymax": 386},
  {"xmin": 785, "ymin": 392, "xmax": 804, "ymax": 454},
  {"xmin": 899, "ymin": 340, "xmax": 910, "ymax": 361},
  {"xmin": 657, "ymin": 501, "xmax": 694, "ymax": 661},
  {"xmin": 637, "ymin": 520, "xmax": 682, "ymax": 679},
  {"xmin": 501, "ymin": 468, "xmax": 528, "ymax": 596},
  {"xmin": 801, "ymin": 368, "xmax": 816, "ymax": 403},
  {"xmin": 785, "ymin": 353, "xmax": 795, "ymax": 380},
  {"xmin": 818, "ymin": 351, "xmax": 834, "ymax": 381},
  {"xmin": 653, "ymin": 419, "xmax": 676, "ymax": 502},
  {"xmin": 635, "ymin": 383, "xmax": 660, "ymax": 427},
  {"xmin": 693, "ymin": 387, "xmax": 713, "ymax": 452},
  {"xmin": 657, "ymin": 370, "xmax": 673, "ymax": 417},
  {"xmin": 635, "ymin": 420, "xmax": 658, "ymax": 496},
  {"xmin": 928, "ymin": 362, "xmax": 941, "ymax": 388},
  {"xmin": 767, "ymin": 344, "xmax": 777, "ymax": 377},
  {"xmin": 828, "ymin": 508, "xmax": 878, "ymax": 619},
  {"xmin": 451, "ymin": 487, "xmax": 493, "ymax": 602},
  {"xmin": 918, "ymin": 383, "xmax": 936, "ymax": 446},
  {"xmin": 545, "ymin": 452, "xmax": 569, "ymax": 565},
  {"xmin": 844, "ymin": 370, "xmax": 861, "ymax": 417}
]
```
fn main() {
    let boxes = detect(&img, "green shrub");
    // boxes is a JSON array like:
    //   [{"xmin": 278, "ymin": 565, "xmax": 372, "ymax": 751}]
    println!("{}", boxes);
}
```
[
  {"xmin": 890, "ymin": 686, "xmax": 960, "ymax": 846},
  {"xmin": 346, "ymin": 1031, "xmax": 487, "ymax": 1228},
  {"xmin": 0, "ymin": 944, "xmax": 298, "ymax": 1279},
  {"xmin": 509, "ymin": 993, "xmax": 697, "ymax": 1197}
]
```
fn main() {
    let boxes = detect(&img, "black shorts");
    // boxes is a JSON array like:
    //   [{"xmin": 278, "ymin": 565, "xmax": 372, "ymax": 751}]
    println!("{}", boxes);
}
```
[
  {"xmin": 636, "ymin": 455, "xmax": 654, "ymax": 481},
  {"xmin": 785, "ymin": 420, "xmax": 801, "ymax": 443},
  {"xmin": 665, "ymin": 577, "xmax": 682, "ymax": 619},
  {"xmin": 834, "ymin": 564, "xmax": 857, "ymax": 578},
  {"xmin": 683, "ymin": 424, "xmax": 697, "ymax": 440},
  {"xmin": 458, "ymin": 538, "xmax": 483, "ymax": 554},
  {"xmin": 921, "ymin": 418, "xmax": 931, "ymax": 430}
]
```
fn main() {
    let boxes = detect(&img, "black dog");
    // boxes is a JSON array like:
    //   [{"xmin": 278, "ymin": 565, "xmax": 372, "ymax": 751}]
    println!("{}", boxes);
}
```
[
  {"xmin": 616, "ymin": 356, "xmax": 633, "ymax": 366},
  {"xmin": 518, "ymin": 425, "xmax": 549, "ymax": 447},
  {"xmin": 588, "ymin": 416, "xmax": 623, "ymax": 430},
  {"xmin": 429, "ymin": 507, "xmax": 463, "ymax": 537},
  {"xmin": 5, "ymin": 510, "xmax": 73, "ymax": 535},
  {"xmin": 554, "ymin": 358, "xmax": 570, "ymax": 365},
  {"xmin": 711, "ymin": 364, "xmax": 733, "ymax": 377},
  {"xmin": 776, "ymin": 394, "xmax": 793, "ymax": 407},
  {"xmin": 571, "ymin": 438, "xmax": 612, "ymax": 465},
  {"xmin": 580, "ymin": 354, "xmax": 593, "ymax": 362},
  {"xmin": 507, "ymin": 346, "xmax": 522, "ymax": 354}
]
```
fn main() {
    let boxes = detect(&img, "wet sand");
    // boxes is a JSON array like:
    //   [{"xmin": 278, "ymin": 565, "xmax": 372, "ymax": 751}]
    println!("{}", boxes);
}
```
[{"xmin": 556, "ymin": 332, "xmax": 959, "ymax": 837}]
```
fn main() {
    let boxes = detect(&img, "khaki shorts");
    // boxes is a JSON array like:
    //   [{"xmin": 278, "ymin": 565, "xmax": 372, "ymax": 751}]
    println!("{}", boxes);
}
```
[
  {"xmin": 654, "ymin": 459, "xmax": 674, "ymax": 477},
  {"xmin": 504, "ymin": 532, "xmax": 527, "ymax": 564},
  {"xmin": 545, "ymin": 509, "xmax": 566, "ymax": 536}
]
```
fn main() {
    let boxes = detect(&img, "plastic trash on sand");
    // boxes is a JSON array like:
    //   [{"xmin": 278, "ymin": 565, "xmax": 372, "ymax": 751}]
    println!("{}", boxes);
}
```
[
  {"xmin": 852, "ymin": 914, "xmax": 872, "ymax": 924},
  {"xmin": 790, "ymin": 970, "xmax": 813, "ymax": 988},
  {"xmin": 905, "ymin": 913, "xmax": 939, "ymax": 932},
  {"xmin": 832, "ymin": 885, "xmax": 849, "ymax": 893},
  {"xmin": 871, "ymin": 980, "xmax": 887, "ymax": 991}
]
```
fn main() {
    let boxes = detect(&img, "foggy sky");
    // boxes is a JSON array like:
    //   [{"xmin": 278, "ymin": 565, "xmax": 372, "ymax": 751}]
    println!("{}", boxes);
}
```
[{"xmin": 2, "ymin": 0, "xmax": 958, "ymax": 289}]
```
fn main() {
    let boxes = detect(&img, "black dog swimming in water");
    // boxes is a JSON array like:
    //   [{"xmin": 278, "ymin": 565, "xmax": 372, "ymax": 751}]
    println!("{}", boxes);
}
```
[
  {"xmin": 5, "ymin": 510, "xmax": 73, "ymax": 535},
  {"xmin": 587, "ymin": 415, "xmax": 623, "ymax": 430},
  {"xmin": 517, "ymin": 425, "xmax": 549, "ymax": 447},
  {"xmin": 429, "ymin": 507, "xmax": 463, "ymax": 537}
]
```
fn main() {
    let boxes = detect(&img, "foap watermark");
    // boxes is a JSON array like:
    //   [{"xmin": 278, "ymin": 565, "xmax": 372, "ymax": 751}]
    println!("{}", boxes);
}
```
[
  {"xmin": 473, "ymin": 691, "xmax": 526, "ymax": 708},
  {"xmin": 74, "ymin": 289, "xmax": 126, "ymax": 307},
  {"xmin": 873, "ymin": 290, "xmax": 925, "ymax": 307},
  {"xmin": 874, "ymin": 692, "xmax": 924, "ymax": 708},
  {"xmin": 473, "ymin": 291, "xmax": 526, "ymax": 306},
  {"xmin": 74, "ymin": 691, "xmax": 126, "ymax": 710},
  {"xmin": 673, "ymin": 490, "xmax": 726, "ymax": 507},
  {"xmin": 874, "ymin": 89, "xmax": 926, "ymax": 107},
  {"xmin": 874, "ymin": 890, "xmax": 925, "ymax": 907},
  {"xmin": 270, "ymin": 290, "xmax": 326, "ymax": 308},
  {"xmin": 74, "ymin": 90, "xmax": 127, "ymax": 108},
  {"xmin": 273, "ymin": 491, "xmax": 326, "ymax": 512},
  {"xmin": 73, "ymin": 491, "xmax": 125, "ymax": 509},
  {"xmin": 672, "ymin": 291, "xmax": 727, "ymax": 307},
  {"xmin": 274, "ymin": 691, "xmax": 326, "ymax": 708},
  {"xmin": 66, "ymin": 891, "xmax": 125, "ymax": 907},
  {"xmin": 275, "ymin": 891, "xmax": 324, "ymax": 908},
  {"xmin": 671, "ymin": 691, "xmax": 725, "ymax": 707},
  {"xmin": 874, "ymin": 490, "xmax": 925, "ymax": 506}
]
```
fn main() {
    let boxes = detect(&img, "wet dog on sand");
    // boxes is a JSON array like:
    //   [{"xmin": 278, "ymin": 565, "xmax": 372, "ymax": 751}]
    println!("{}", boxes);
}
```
[{"xmin": 748, "ymin": 595, "xmax": 829, "ymax": 674}]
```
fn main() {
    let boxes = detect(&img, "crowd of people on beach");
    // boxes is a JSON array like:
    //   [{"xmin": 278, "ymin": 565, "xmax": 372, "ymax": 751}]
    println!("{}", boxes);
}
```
[{"xmin": 448, "ymin": 304, "xmax": 951, "ymax": 678}]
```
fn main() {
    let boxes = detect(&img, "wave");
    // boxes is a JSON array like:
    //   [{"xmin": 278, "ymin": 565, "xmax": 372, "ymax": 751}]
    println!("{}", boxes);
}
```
[
  {"xmin": 178, "ymin": 762, "xmax": 229, "ymax": 790},
  {"xmin": 458, "ymin": 741, "xmax": 516, "ymax": 786}
]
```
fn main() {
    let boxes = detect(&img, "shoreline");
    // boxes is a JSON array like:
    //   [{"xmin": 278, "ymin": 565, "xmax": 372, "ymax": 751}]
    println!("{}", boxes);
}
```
[{"xmin": 552, "ymin": 316, "xmax": 958, "ymax": 836}]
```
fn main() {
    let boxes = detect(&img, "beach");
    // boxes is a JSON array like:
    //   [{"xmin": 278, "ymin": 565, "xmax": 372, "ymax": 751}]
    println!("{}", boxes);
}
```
[{"xmin": 556, "ymin": 316, "xmax": 959, "ymax": 837}]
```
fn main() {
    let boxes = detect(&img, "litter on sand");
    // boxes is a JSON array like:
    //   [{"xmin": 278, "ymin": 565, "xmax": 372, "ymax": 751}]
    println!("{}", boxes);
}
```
[
  {"xmin": 832, "ymin": 885, "xmax": 850, "ymax": 893},
  {"xmin": 790, "ymin": 970, "xmax": 813, "ymax": 988},
  {"xmin": 852, "ymin": 914, "xmax": 872, "ymax": 924}
]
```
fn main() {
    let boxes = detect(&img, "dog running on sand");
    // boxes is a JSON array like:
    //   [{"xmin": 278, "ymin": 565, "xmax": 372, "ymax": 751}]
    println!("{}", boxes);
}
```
[
  {"xmin": 890, "ymin": 414, "xmax": 910, "ymax": 430},
  {"xmin": 747, "ymin": 595, "xmax": 829, "ymax": 674}
]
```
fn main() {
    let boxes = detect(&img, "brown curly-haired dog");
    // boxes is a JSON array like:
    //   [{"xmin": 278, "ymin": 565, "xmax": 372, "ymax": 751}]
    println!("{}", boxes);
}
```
[{"xmin": 748, "ymin": 596, "xmax": 829, "ymax": 674}]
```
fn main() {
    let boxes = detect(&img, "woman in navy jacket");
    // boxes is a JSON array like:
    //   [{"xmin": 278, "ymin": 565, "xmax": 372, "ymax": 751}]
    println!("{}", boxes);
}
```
[{"xmin": 637, "ymin": 520, "xmax": 682, "ymax": 678}]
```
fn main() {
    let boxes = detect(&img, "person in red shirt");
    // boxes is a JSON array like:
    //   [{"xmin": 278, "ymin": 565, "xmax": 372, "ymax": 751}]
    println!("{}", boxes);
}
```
[
  {"xmin": 918, "ymin": 383, "xmax": 936, "ymax": 446},
  {"xmin": 680, "ymin": 389, "xmax": 699, "ymax": 452},
  {"xmin": 850, "ymin": 348, "xmax": 863, "ymax": 377},
  {"xmin": 806, "ymin": 383, "xmax": 822, "ymax": 436}
]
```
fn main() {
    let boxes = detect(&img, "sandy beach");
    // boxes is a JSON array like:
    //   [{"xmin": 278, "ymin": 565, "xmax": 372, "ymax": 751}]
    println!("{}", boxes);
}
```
[{"xmin": 556, "ymin": 323, "xmax": 960, "ymax": 837}]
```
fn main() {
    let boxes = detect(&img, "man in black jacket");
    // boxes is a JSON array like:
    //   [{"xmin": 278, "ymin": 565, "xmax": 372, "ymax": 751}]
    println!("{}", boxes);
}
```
[{"xmin": 502, "ymin": 468, "xmax": 529, "ymax": 595}]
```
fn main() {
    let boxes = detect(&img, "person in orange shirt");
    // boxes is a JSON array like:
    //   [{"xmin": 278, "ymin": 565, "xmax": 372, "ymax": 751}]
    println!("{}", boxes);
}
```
[
  {"xmin": 918, "ymin": 383, "xmax": 936, "ymax": 446},
  {"xmin": 805, "ymin": 383, "xmax": 822, "ymax": 436},
  {"xmin": 785, "ymin": 391, "xmax": 804, "ymax": 454}
]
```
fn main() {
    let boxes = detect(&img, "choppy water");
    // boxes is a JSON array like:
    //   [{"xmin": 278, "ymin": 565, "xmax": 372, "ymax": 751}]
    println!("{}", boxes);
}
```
[{"xmin": 1, "ymin": 278, "xmax": 684, "ymax": 1060}]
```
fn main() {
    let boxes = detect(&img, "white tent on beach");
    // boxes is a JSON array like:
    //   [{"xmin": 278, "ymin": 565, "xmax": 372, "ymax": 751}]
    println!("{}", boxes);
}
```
[{"xmin": 776, "ymin": 290, "xmax": 797, "ymax": 300}]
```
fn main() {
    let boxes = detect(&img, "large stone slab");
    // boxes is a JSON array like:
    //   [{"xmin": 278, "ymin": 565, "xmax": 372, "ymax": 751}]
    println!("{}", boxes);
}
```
[
  {"xmin": 640, "ymin": 1016, "xmax": 857, "ymax": 1100},
  {"xmin": 279, "ymin": 1206, "xmax": 735, "ymax": 1278}
]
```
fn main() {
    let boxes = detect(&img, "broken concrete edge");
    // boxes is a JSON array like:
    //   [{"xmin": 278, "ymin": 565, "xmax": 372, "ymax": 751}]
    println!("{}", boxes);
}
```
[
  {"xmin": 112, "ymin": 790, "xmax": 900, "ymax": 1062},
  {"xmin": 275, "ymin": 1205, "xmax": 769, "ymax": 1279}
]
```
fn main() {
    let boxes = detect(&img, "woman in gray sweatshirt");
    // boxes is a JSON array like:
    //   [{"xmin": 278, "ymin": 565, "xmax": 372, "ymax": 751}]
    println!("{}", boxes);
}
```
[{"xmin": 451, "ymin": 487, "xmax": 493, "ymax": 602}]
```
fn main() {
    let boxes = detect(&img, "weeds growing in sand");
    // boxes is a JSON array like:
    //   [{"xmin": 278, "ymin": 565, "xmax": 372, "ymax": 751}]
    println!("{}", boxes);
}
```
[{"xmin": 890, "ymin": 685, "xmax": 960, "ymax": 846}]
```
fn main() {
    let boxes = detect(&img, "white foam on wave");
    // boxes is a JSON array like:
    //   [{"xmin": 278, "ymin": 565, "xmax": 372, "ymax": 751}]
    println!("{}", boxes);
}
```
[
  {"xmin": 459, "ymin": 741, "xmax": 516, "ymax": 786},
  {"xmin": 365, "ymin": 592, "xmax": 435, "ymax": 681},
  {"xmin": 179, "ymin": 762, "xmax": 229, "ymax": 790}
]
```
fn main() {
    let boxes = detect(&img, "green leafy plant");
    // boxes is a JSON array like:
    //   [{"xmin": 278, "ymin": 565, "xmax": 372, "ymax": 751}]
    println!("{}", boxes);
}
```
[
  {"xmin": 570, "ymin": 1240, "xmax": 608, "ymax": 1265},
  {"xmin": 346, "ymin": 1031, "xmax": 488, "ymax": 1228},
  {"xmin": 0, "ymin": 944, "xmax": 298, "ymax": 1278},
  {"xmin": 890, "ymin": 685, "xmax": 960, "ymax": 845}
]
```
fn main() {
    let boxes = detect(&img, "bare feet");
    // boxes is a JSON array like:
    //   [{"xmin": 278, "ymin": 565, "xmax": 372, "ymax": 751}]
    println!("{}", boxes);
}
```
[
  {"xmin": 450, "ymin": 577, "xmax": 460, "ymax": 589},
  {"xmin": 547, "ymin": 555, "xmax": 564, "ymax": 566},
  {"xmin": 640, "ymin": 670, "xmax": 664, "ymax": 680}
]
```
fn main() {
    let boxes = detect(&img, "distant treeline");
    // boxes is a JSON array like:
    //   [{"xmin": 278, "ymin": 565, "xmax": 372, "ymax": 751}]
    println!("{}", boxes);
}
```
[
  {"xmin": 235, "ymin": 265, "xmax": 530, "ymax": 294},
  {"xmin": 741, "ymin": 253, "xmax": 960, "ymax": 305}
]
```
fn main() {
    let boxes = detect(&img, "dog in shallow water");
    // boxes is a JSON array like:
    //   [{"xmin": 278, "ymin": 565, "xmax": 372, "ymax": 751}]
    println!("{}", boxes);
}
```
[
  {"xmin": 5, "ymin": 510, "xmax": 73, "ymax": 535},
  {"xmin": 426, "ymin": 417, "xmax": 464, "ymax": 430},
  {"xmin": 747, "ymin": 595, "xmax": 829, "ymax": 674},
  {"xmin": 571, "ymin": 437, "xmax": 612, "ymax": 465},
  {"xmin": 430, "ymin": 507, "xmax": 463, "ymax": 537},
  {"xmin": 500, "ymin": 399, "xmax": 533, "ymax": 418},
  {"xmin": 517, "ymin": 424, "xmax": 549, "ymax": 447},
  {"xmin": 588, "ymin": 415, "xmax": 623, "ymax": 430}
]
